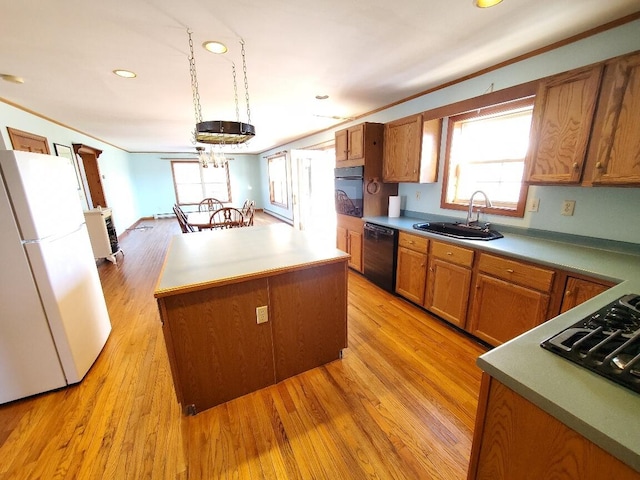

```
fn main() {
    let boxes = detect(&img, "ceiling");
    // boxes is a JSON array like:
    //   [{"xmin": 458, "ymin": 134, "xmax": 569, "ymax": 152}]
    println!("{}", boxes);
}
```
[{"xmin": 1, "ymin": 1, "xmax": 639, "ymax": 155}]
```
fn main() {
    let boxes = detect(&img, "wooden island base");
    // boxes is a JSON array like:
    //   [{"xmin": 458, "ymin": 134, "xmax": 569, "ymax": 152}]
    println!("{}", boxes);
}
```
[{"xmin": 154, "ymin": 225, "xmax": 348, "ymax": 414}]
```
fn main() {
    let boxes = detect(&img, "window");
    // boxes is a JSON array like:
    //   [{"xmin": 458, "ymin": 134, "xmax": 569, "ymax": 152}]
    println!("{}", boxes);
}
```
[
  {"xmin": 171, "ymin": 161, "xmax": 231, "ymax": 205},
  {"xmin": 268, "ymin": 153, "xmax": 288, "ymax": 208},
  {"xmin": 441, "ymin": 97, "xmax": 534, "ymax": 217}
]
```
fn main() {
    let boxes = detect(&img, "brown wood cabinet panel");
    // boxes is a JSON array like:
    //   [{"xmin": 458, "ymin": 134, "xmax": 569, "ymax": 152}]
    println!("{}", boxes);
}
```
[
  {"xmin": 269, "ymin": 262, "xmax": 348, "ymax": 381},
  {"xmin": 425, "ymin": 257, "xmax": 472, "ymax": 328},
  {"xmin": 586, "ymin": 51, "xmax": 640, "ymax": 185},
  {"xmin": 7, "ymin": 127, "xmax": 50, "ymax": 154},
  {"xmin": 395, "ymin": 246, "xmax": 428, "ymax": 304},
  {"xmin": 560, "ymin": 276, "xmax": 611, "ymax": 313},
  {"xmin": 336, "ymin": 214, "xmax": 364, "ymax": 272},
  {"xmin": 525, "ymin": 65, "xmax": 603, "ymax": 184},
  {"xmin": 73, "ymin": 143, "xmax": 106, "ymax": 208},
  {"xmin": 336, "ymin": 225, "xmax": 347, "ymax": 253},
  {"xmin": 468, "ymin": 374, "xmax": 639, "ymax": 480},
  {"xmin": 469, "ymin": 274, "xmax": 550, "ymax": 346},
  {"xmin": 347, "ymin": 124, "xmax": 365, "ymax": 161},
  {"xmin": 335, "ymin": 128, "xmax": 348, "ymax": 162},
  {"xmin": 478, "ymin": 253, "xmax": 555, "ymax": 292},
  {"xmin": 383, "ymin": 114, "xmax": 423, "ymax": 182},
  {"xmin": 158, "ymin": 278, "xmax": 275, "ymax": 413},
  {"xmin": 398, "ymin": 231, "xmax": 429, "ymax": 253},
  {"xmin": 430, "ymin": 240, "xmax": 474, "ymax": 267},
  {"xmin": 348, "ymin": 229, "xmax": 363, "ymax": 272}
]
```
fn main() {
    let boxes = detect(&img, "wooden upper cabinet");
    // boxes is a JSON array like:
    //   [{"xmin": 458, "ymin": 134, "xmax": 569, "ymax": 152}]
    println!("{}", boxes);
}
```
[
  {"xmin": 335, "ymin": 124, "xmax": 365, "ymax": 166},
  {"xmin": 525, "ymin": 65, "xmax": 603, "ymax": 184},
  {"xmin": 585, "ymin": 51, "xmax": 640, "ymax": 186},
  {"xmin": 383, "ymin": 114, "xmax": 423, "ymax": 182},
  {"xmin": 335, "ymin": 123, "xmax": 383, "ymax": 168},
  {"xmin": 335, "ymin": 128, "xmax": 348, "ymax": 163},
  {"xmin": 7, "ymin": 127, "xmax": 50, "ymax": 154}
]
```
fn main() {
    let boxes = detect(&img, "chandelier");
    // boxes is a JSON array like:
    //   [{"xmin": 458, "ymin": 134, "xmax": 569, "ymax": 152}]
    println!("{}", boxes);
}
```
[{"xmin": 187, "ymin": 28, "xmax": 255, "ymax": 168}]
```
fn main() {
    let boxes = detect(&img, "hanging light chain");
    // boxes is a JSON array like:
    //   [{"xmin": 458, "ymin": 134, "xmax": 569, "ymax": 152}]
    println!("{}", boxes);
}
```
[
  {"xmin": 187, "ymin": 29, "xmax": 203, "ymax": 125},
  {"xmin": 232, "ymin": 62, "xmax": 240, "ymax": 123},
  {"xmin": 241, "ymin": 39, "xmax": 251, "ymax": 125}
]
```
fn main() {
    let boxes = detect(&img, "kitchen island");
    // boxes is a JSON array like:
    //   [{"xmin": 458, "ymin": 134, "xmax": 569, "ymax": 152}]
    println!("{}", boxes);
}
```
[
  {"xmin": 365, "ymin": 214, "xmax": 640, "ymax": 477},
  {"xmin": 154, "ymin": 224, "xmax": 349, "ymax": 414}
]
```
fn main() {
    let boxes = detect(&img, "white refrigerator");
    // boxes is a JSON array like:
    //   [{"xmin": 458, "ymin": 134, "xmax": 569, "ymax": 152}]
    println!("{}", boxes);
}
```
[{"xmin": 0, "ymin": 150, "xmax": 112, "ymax": 404}]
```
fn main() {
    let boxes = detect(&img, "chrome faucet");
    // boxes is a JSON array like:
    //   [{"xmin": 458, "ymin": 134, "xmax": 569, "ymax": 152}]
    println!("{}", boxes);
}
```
[{"xmin": 467, "ymin": 190, "xmax": 492, "ymax": 226}]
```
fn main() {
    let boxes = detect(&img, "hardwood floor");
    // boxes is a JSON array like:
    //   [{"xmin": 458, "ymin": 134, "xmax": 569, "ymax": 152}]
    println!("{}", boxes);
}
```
[{"xmin": 0, "ymin": 213, "xmax": 488, "ymax": 479}]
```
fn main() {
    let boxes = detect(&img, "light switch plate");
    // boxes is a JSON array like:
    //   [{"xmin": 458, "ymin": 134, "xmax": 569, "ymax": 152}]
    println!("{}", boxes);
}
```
[{"xmin": 527, "ymin": 198, "xmax": 540, "ymax": 212}]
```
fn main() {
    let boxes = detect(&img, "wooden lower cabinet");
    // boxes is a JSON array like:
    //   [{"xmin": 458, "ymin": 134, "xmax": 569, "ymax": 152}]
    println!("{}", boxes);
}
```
[
  {"xmin": 468, "ymin": 374, "xmax": 639, "ymax": 479},
  {"xmin": 395, "ymin": 232, "xmax": 429, "ymax": 304},
  {"xmin": 336, "ymin": 214, "xmax": 364, "ymax": 272},
  {"xmin": 468, "ymin": 253, "xmax": 554, "ymax": 346},
  {"xmin": 424, "ymin": 241, "xmax": 474, "ymax": 328},
  {"xmin": 560, "ymin": 276, "xmax": 611, "ymax": 313}
]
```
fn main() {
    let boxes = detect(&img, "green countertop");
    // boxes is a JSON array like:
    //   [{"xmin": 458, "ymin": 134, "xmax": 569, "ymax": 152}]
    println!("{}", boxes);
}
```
[{"xmin": 365, "ymin": 215, "xmax": 640, "ymax": 473}]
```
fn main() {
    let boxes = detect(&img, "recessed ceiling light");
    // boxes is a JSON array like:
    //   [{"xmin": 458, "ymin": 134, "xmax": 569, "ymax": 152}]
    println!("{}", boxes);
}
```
[
  {"xmin": 113, "ymin": 69, "xmax": 137, "ymax": 78},
  {"xmin": 315, "ymin": 95, "xmax": 329, "ymax": 100},
  {"xmin": 202, "ymin": 41, "xmax": 228, "ymax": 54},
  {"xmin": 1, "ymin": 74, "xmax": 24, "ymax": 84},
  {"xmin": 474, "ymin": 0, "xmax": 503, "ymax": 7}
]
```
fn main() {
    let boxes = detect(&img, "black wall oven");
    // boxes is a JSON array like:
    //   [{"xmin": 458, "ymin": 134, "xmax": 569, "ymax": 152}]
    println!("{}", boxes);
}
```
[{"xmin": 335, "ymin": 166, "xmax": 364, "ymax": 218}]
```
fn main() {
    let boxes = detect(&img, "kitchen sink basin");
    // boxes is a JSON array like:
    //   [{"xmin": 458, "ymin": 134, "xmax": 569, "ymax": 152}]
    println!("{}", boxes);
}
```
[{"xmin": 412, "ymin": 222, "xmax": 503, "ymax": 241}]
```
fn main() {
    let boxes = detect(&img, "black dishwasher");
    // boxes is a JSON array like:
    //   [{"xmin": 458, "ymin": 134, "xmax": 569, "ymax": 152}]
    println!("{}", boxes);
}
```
[{"xmin": 363, "ymin": 222, "xmax": 398, "ymax": 293}]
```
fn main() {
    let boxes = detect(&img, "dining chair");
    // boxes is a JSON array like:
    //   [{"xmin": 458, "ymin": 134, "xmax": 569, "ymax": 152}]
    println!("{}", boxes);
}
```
[
  {"xmin": 209, "ymin": 207, "xmax": 245, "ymax": 229},
  {"xmin": 198, "ymin": 197, "xmax": 224, "ymax": 212},
  {"xmin": 241, "ymin": 199, "xmax": 255, "ymax": 226},
  {"xmin": 173, "ymin": 204, "xmax": 193, "ymax": 233}
]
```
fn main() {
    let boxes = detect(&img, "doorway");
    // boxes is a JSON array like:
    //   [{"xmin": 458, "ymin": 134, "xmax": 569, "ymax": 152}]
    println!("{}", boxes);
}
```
[{"xmin": 291, "ymin": 149, "xmax": 335, "ymax": 239}]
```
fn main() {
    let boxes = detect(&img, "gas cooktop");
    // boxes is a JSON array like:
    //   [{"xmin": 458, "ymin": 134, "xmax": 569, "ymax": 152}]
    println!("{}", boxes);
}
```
[{"xmin": 541, "ymin": 294, "xmax": 640, "ymax": 394}]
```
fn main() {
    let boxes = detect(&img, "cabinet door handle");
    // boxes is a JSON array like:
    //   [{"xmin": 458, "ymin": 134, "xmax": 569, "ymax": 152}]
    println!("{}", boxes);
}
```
[
  {"xmin": 595, "ymin": 161, "xmax": 603, "ymax": 169},
  {"xmin": 572, "ymin": 162, "xmax": 579, "ymax": 170},
  {"xmin": 565, "ymin": 290, "xmax": 572, "ymax": 296},
  {"xmin": 446, "ymin": 251, "xmax": 453, "ymax": 256},
  {"xmin": 506, "ymin": 268, "xmax": 514, "ymax": 273},
  {"xmin": 429, "ymin": 267, "xmax": 434, "ymax": 272},
  {"xmin": 408, "ymin": 240, "xmax": 415, "ymax": 245}
]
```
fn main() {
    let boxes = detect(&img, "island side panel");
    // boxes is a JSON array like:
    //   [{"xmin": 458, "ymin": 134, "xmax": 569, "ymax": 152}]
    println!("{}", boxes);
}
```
[
  {"xmin": 159, "ymin": 278, "xmax": 275, "ymax": 413},
  {"xmin": 269, "ymin": 260, "xmax": 348, "ymax": 381}
]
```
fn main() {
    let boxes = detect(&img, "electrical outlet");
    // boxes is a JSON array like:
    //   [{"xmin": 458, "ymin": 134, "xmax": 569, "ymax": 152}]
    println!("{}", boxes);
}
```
[
  {"xmin": 256, "ymin": 305, "xmax": 268, "ymax": 324},
  {"xmin": 415, "ymin": 190, "xmax": 421, "ymax": 201},
  {"xmin": 561, "ymin": 200, "xmax": 576, "ymax": 216},
  {"xmin": 527, "ymin": 198, "xmax": 540, "ymax": 212}
]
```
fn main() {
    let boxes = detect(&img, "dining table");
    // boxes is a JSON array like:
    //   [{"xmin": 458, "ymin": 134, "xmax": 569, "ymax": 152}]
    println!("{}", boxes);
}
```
[
  {"xmin": 186, "ymin": 209, "xmax": 246, "ymax": 230},
  {"xmin": 186, "ymin": 211, "xmax": 216, "ymax": 230}
]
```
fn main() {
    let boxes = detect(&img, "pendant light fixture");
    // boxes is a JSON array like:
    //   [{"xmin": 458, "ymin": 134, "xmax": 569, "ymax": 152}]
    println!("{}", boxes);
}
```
[{"xmin": 187, "ymin": 28, "xmax": 255, "ymax": 162}]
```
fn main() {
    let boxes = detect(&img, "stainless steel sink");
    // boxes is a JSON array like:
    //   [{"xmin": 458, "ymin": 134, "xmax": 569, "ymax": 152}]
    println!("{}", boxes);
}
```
[{"xmin": 412, "ymin": 222, "xmax": 503, "ymax": 241}]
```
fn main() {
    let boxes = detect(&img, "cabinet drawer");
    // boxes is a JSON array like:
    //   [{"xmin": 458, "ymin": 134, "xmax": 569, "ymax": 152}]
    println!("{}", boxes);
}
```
[
  {"xmin": 398, "ymin": 232, "xmax": 429, "ymax": 253},
  {"xmin": 478, "ymin": 253, "xmax": 554, "ymax": 292},
  {"xmin": 430, "ymin": 241, "xmax": 474, "ymax": 267}
]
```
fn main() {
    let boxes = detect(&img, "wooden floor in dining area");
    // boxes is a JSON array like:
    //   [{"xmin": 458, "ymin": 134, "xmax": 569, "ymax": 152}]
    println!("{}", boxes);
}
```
[{"xmin": 0, "ymin": 212, "xmax": 488, "ymax": 480}]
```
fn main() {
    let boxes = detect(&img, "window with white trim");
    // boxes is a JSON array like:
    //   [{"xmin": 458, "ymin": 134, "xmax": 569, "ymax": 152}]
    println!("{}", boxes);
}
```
[
  {"xmin": 171, "ymin": 161, "xmax": 231, "ymax": 205},
  {"xmin": 442, "ymin": 97, "xmax": 534, "ymax": 216}
]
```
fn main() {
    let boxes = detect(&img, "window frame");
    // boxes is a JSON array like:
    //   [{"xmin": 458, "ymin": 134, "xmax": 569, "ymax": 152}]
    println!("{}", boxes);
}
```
[
  {"xmin": 170, "ymin": 160, "xmax": 232, "ymax": 206},
  {"xmin": 440, "ymin": 96, "xmax": 534, "ymax": 218},
  {"xmin": 409, "ymin": 81, "xmax": 538, "ymax": 219}
]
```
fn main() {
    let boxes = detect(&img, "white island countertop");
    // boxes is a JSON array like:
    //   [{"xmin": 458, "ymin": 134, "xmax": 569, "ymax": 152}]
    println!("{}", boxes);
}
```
[
  {"xmin": 365, "ymin": 214, "xmax": 640, "ymax": 473},
  {"xmin": 154, "ymin": 224, "xmax": 349, "ymax": 298}
]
